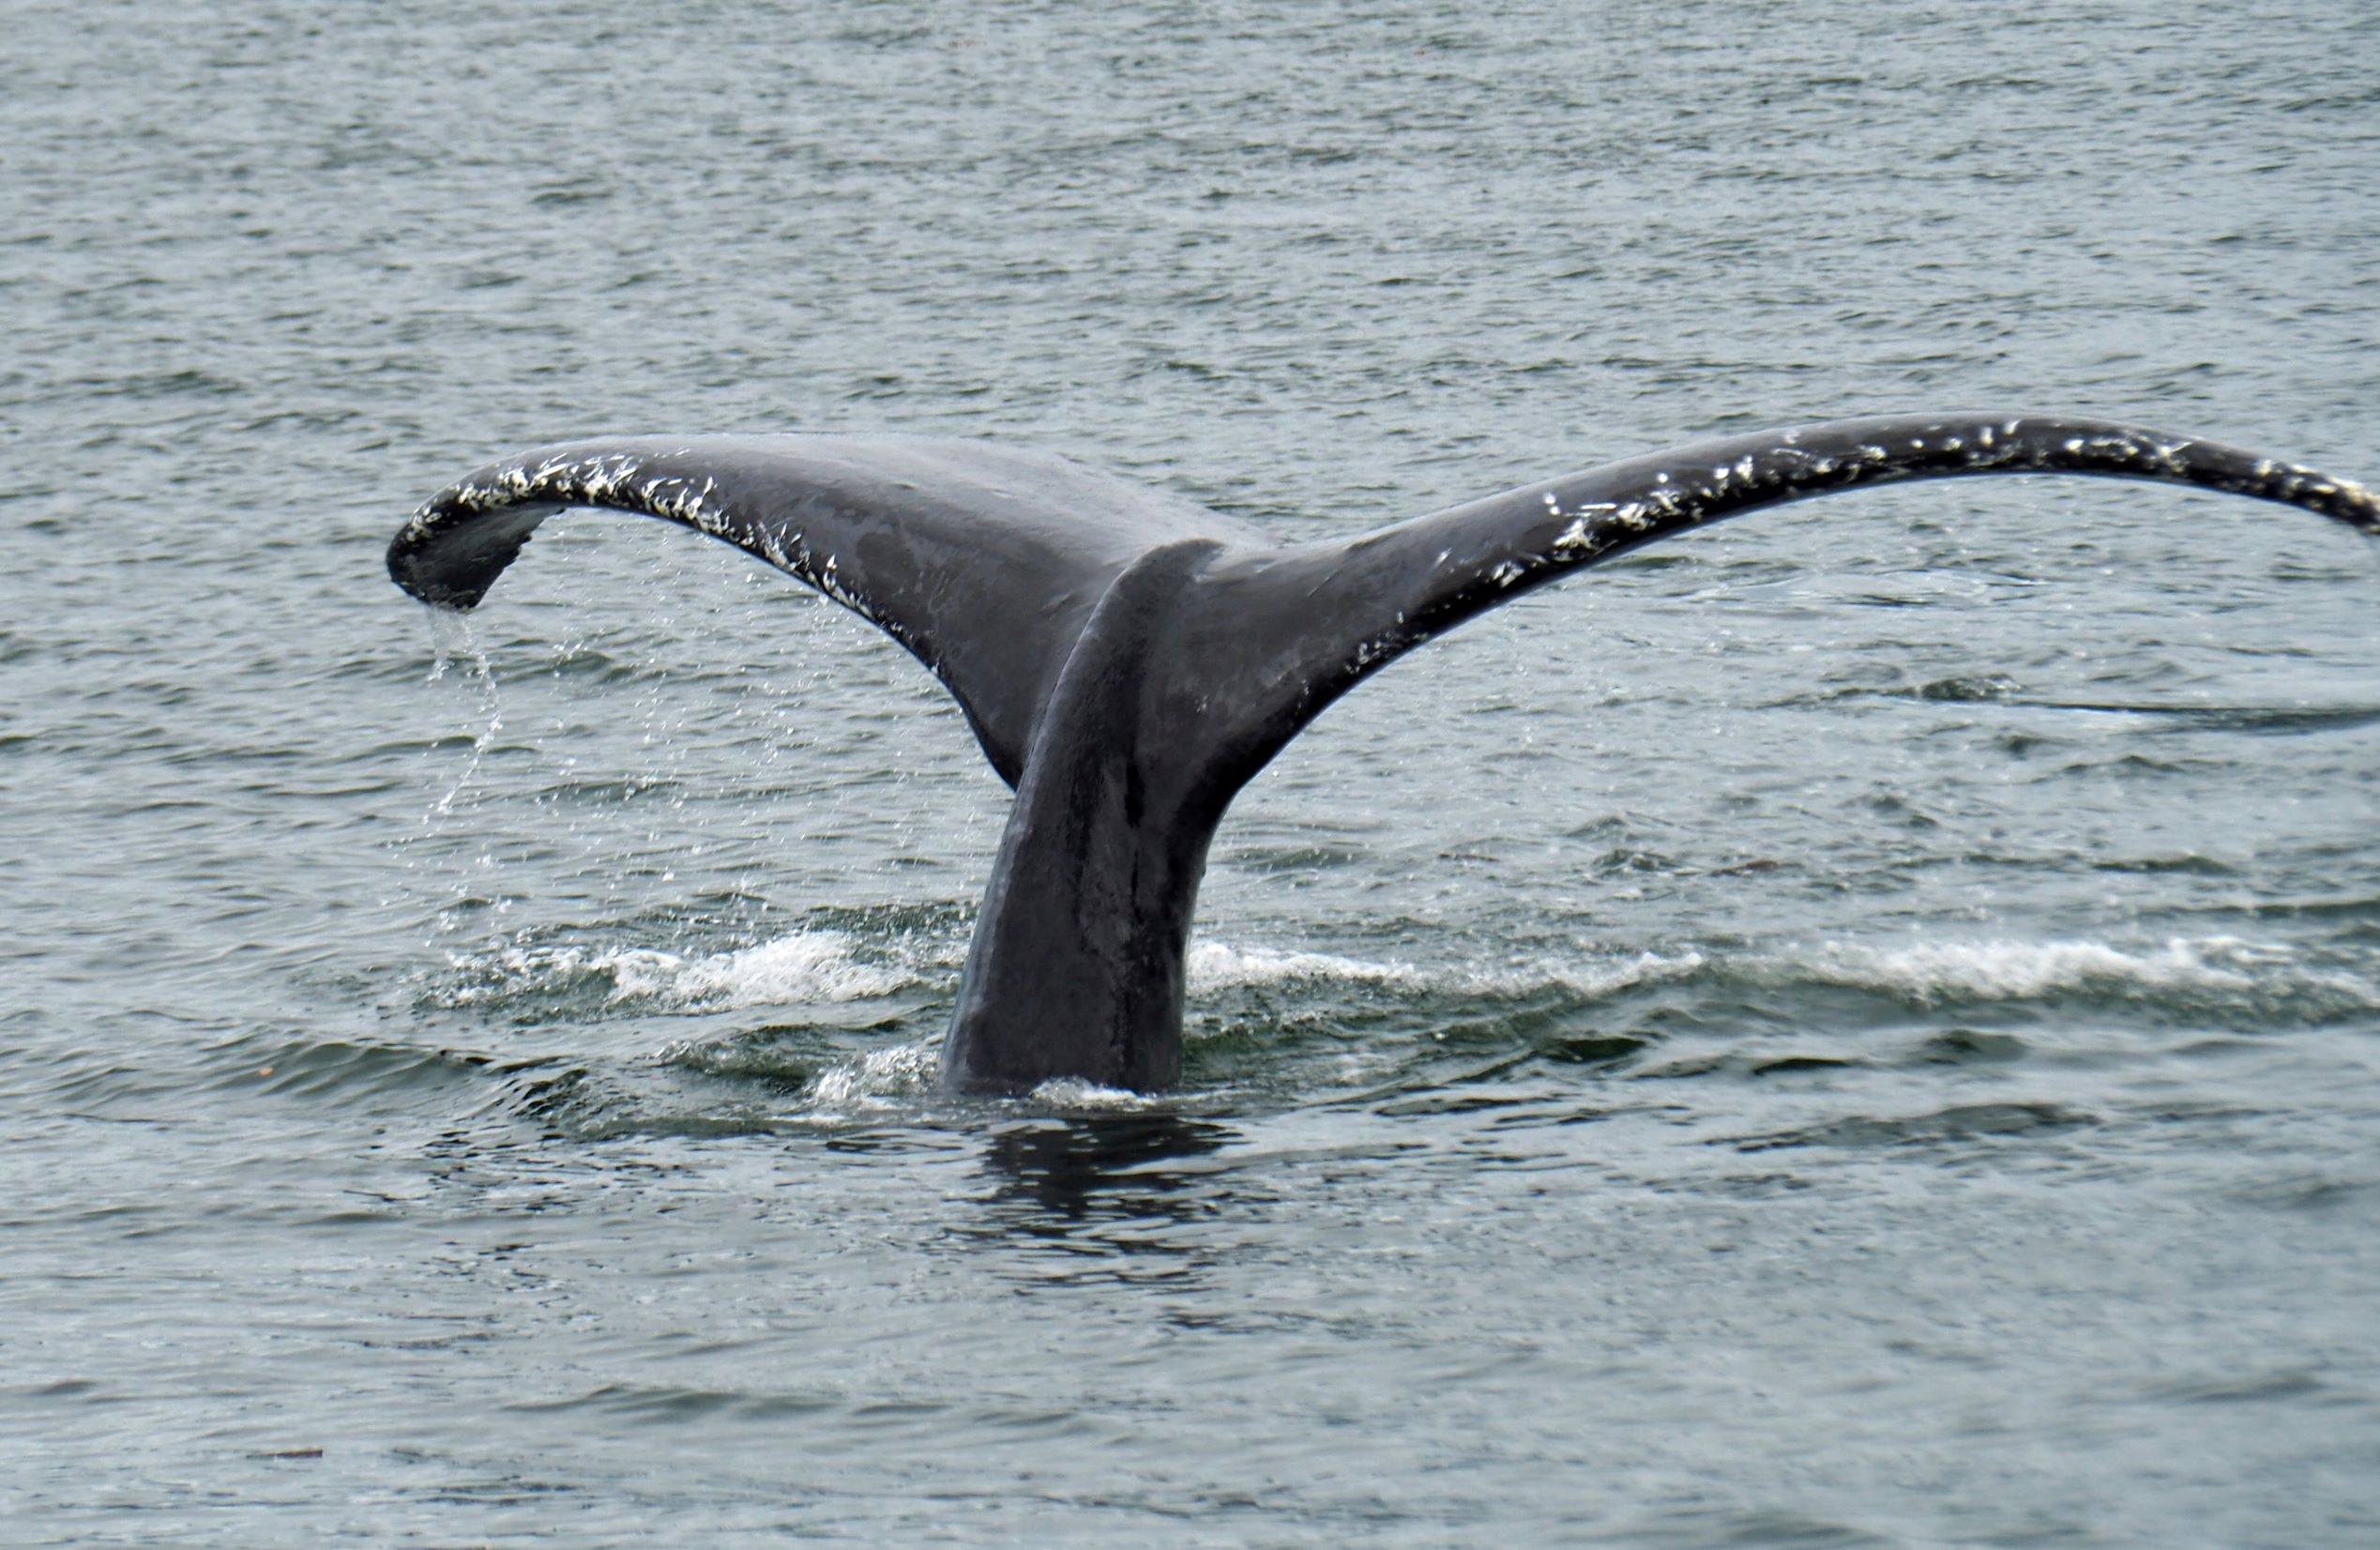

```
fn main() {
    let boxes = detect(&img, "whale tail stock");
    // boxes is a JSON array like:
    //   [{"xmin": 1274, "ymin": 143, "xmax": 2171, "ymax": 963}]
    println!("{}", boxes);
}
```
[{"xmin": 389, "ymin": 414, "xmax": 2380, "ymax": 1092}]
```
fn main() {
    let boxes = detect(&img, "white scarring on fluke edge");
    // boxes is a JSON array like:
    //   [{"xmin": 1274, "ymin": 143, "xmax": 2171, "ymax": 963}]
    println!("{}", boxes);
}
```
[{"xmin": 403, "ymin": 447, "xmax": 918, "ymax": 643}]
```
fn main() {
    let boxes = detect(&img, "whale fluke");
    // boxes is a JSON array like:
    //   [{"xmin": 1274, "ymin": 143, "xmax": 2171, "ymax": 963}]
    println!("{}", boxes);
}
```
[
  {"xmin": 389, "ymin": 435, "xmax": 1266, "ymax": 787},
  {"xmin": 391, "ymin": 414, "xmax": 2379, "ymax": 1092}
]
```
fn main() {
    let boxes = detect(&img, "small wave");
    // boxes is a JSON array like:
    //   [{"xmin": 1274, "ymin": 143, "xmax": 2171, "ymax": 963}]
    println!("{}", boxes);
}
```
[
  {"xmin": 1190, "ymin": 942, "xmax": 1711, "ymax": 1000},
  {"xmin": 1794, "ymin": 935, "xmax": 2278, "ymax": 1004},
  {"xmin": 437, "ymin": 929, "xmax": 910, "ymax": 1015},
  {"xmin": 1186, "ymin": 941, "xmax": 1426, "ymax": 991},
  {"xmin": 1733, "ymin": 1100, "xmax": 2095, "ymax": 1153},
  {"xmin": 601, "ymin": 934, "xmax": 908, "ymax": 1008},
  {"xmin": 197, "ymin": 1031, "xmax": 511, "ymax": 1106},
  {"xmin": 1023, "ymin": 1077, "xmax": 1164, "ymax": 1111},
  {"xmin": 806, "ymin": 1042, "xmax": 938, "ymax": 1107},
  {"xmin": 1551, "ymin": 949, "xmax": 1707, "ymax": 999}
]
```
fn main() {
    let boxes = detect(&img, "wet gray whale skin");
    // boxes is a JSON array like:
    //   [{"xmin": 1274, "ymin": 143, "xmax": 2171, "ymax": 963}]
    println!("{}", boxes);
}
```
[{"xmin": 389, "ymin": 414, "xmax": 2380, "ymax": 1093}]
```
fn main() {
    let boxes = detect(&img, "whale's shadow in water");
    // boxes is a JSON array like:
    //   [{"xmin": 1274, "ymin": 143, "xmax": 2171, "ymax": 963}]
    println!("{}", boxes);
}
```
[{"xmin": 957, "ymin": 1114, "xmax": 1249, "ymax": 1287}]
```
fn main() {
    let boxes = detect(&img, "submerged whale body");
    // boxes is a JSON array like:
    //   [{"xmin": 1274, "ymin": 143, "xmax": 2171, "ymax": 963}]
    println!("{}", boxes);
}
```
[{"xmin": 390, "ymin": 414, "xmax": 2380, "ymax": 1093}]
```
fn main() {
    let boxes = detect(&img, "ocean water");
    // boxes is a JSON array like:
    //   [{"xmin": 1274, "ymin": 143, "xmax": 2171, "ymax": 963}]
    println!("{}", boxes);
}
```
[{"xmin": 4, "ymin": 1, "xmax": 2377, "ymax": 1544}]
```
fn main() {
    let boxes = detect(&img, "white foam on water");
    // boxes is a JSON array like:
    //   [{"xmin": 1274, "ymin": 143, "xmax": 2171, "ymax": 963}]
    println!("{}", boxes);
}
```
[
  {"xmin": 1182, "ymin": 934, "xmax": 2372, "ymax": 1017},
  {"xmin": 1549, "ymin": 949, "xmax": 1708, "ymax": 998},
  {"xmin": 1789, "ymin": 935, "xmax": 2307, "ymax": 1004},
  {"xmin": 598, "ymin": 932, "xmax": 907, "ymax": 1008},
  {"xmin": 1025, "ymin": 1076, "xmax": 1162, "ymax": 1111},
  {"xmin": 444, "ymin": 928, "xmax": 908, "ymax": 1011},
  {"xmin": 805, "ymin": 1041, "xmax": 937, "ymax": 1107},
  {"xmin": 1192, "ymin": 940, "xmax": 1713, "ymax": 1002},
  {"xmin": 1186, "ymin": 940, "xmax": 1427, "ymax": 991}
]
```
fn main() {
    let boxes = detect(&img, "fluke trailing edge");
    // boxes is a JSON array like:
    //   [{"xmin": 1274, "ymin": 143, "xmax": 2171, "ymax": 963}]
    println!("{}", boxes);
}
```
[{"xmin": 390, "ymin": 415, "xmax": 2380, "ymax": 1092}]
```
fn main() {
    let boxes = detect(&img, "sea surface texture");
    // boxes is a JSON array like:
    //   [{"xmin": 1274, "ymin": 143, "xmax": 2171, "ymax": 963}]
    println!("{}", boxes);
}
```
[{"xmin": 4, "ymin": 2, "xmax": 2377, "ymax": 1544}]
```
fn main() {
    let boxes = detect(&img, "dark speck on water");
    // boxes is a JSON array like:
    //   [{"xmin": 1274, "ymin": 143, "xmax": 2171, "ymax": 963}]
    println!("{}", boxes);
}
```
[{"xmin": 3, "ymin": 2, "xmax": 2376, "ymax": 1545}]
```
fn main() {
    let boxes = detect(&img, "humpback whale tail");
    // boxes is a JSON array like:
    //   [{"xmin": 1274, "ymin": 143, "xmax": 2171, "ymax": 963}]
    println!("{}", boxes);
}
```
[{"xmin": 390, "ymin": 415, "xmax": 2380, "ymax": 1092}]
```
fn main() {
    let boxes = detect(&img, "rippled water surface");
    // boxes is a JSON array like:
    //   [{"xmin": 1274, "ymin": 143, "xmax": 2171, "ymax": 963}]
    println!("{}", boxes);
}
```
[{"xmin": 5, "ymin": 2, "xmax": 2379, "ymax": 1544}]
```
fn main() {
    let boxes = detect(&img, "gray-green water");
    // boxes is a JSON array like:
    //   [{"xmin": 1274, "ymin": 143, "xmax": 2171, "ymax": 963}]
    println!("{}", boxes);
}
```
[{"xmin": 5, "ymin": 2, "xmax": 2378, "ymax": 1544}]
